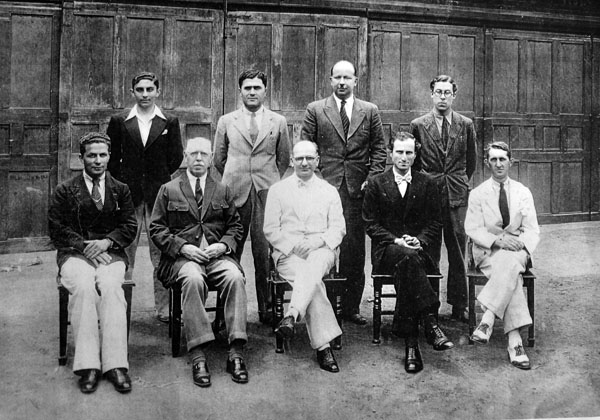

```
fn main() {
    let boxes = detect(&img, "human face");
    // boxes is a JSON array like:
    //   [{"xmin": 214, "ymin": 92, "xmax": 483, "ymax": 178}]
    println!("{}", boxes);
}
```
[
  {"xmin": 80, "ymin": 142, "xmax": 110, "ymax": 179},
  {"xmin": 330, "ymin": 61, "xmax": 357, "ymax": 100},
  {"xmin": 239, "ymin": 77, "xmax": 266, "ymax": 112},
  {"xmin": 131, "ymin": 79, "xmax": 160, "ymax": 111},
  {"xmin": 390, "ymin": 139, "xmax": 416, "ymax": 175},
  {"xmin": 485, "ymin": 147, "xmax": 512, "ymax": 183},
  {"xmin": 431, "ymin": 81, "xmax": 455, "ymax": 115},
  {"xmin": 292, "ymin": 142, "xmax": 320, "ymax": 181},
  {"xmin": 185, "ymin": 139, "xmax": 212, "ymax": 177}
]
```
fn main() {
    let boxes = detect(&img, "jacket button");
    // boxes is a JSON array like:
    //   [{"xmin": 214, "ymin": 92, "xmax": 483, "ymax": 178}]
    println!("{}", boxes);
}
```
[{"xmin": 195, "ymin": 235, "xmax": 200, "ymax": 240}]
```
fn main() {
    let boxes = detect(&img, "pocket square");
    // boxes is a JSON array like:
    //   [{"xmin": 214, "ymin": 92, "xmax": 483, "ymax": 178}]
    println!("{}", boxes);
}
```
[{"xmin": 161, "ymin": 129, "xmax": 168, "ymax": 135}]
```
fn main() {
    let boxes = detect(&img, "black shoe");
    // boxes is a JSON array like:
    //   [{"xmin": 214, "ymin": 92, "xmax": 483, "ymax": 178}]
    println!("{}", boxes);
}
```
[
  {"xmin": 345, "ymin": 313, "xmax": 367, "ymax": 325},
  {"xmin": 316, "ymin": 348, "xmax": 340, "ymax": 373},
  {"xmin": 405, "ymin": 344, "xmax": 423, "ymax": 374},
  {"xmin": 226, "ymin": 357, "xmax": 249, "ymax": 384},
  {"xmin": 192, "ymin": 361, "xmax": 211, "ymax": 387},
  {"xmin": 104, "ymin": 368, "xmax": 132, "ymax": 393},
  {"xmin": 425, "ymin": 324, "xmax": 455, "ymax": 351},
  {"xmin": 451, "ymin": 307, "xmax": 469, "ymax": 324},
  {"xmin": 274, "ymin": 315, "xmax": 295, "ymax": 339},
  {"xmin": 78, "ymin": 369, "xmax": 100, "ymax": 394}
]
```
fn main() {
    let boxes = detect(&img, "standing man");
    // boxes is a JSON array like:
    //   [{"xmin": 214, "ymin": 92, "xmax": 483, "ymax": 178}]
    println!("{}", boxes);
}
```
[
  {"xmin": 465, "ymin": 141, "xmax": 539, "ymax": 370},
  {"xmin": 301, "ymin": 60, "xmax": 387, "ymax": 325},
  {"xmin": 149, "ymin": 137, "xmax": 248, "ymax": 387},
  {"xmin": 48, "ymin": 133, "xmax": 137, "ymax": 393},
  {"xmin": 264, "ymin": 141, "xmax": 346, "ymax": 373},
  {"xmin": 363, "ymin": 132, "xmax": 454, "ymax": 374},
  {"xmin": 107, "ymin": 71, "xmax": 183, "ymax": 322},
  {"xmin": 213, "ymin": 69, "xmax": 290, "ymax": 325},
  {"xmin": 410, "ymin": 75, "xmax": 477, "ymax": 322}
]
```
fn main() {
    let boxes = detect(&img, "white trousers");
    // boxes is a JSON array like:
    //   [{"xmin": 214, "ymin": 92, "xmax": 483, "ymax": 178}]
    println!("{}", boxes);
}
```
[
  {"xmin": 477, "ymin": 249, "xmax": 532, "ymax": 334},
  {"xmin": 60, "ymin": 257, "xmax": 128, "ymax": 374},
  {"xmin": 276, "ymin": 248, "xmax": 342, "ymax": 349}
]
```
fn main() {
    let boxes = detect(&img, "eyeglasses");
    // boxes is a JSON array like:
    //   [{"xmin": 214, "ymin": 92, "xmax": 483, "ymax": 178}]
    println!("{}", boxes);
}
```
[
  {"xmin": 188, "ymin": 151, "xmax": 211, "ymax": 159},
  {"xmin": 293, "ymin": 156, "xmax": 317, "ymax": 163},
  {"xmin": 433, "ymin": 90, "xmax": 454, "ymax": 97}
]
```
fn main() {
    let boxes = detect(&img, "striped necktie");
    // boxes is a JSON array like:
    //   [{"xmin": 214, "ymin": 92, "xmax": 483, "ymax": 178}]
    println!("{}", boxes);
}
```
[
  {"xmin": 340, "ymin": 100, "xmax": 349, "ymax": 139},
  {"xmin": 91, "ymin": 178, "xmax": 103, "ymax": 210}
]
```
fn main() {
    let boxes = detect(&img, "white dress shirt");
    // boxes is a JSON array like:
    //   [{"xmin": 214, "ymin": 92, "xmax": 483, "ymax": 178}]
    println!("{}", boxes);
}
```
[
  {"xmin": 433, "ymin": 110, "xmax": 452, "ymax": 135},
  {"xmin": 333, "ymin": 94, "xmax": 354, "ymax": 125},
  {"xmin": 125, "ymin": 105, "xmax": 167, "ymax": 146},
  {"xmin": 242, "ymin": 105, "xmax": 264, "ymax": 132},
  {"xmin": 392, "ymin": 167, "xmax": 412, "ymax": 197}
]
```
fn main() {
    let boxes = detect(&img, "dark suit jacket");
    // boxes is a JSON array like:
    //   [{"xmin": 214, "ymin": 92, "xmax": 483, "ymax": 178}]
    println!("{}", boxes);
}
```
[
  {"xmin": 149, "ymin": 171, "xmax": 243, "ymax": 288},
  {"xmin": 48, "ymin": 172, "xmax": 137, "ymax": 269},
  {"xmin": 362, "ymin": 169, "xmax": 442, "ymax": 272},
  {"xmin": 300, "ymin": 95, "xmax": 387, "ymax": 198},
  {"xmin": 409, "ymin": 110, "xmax": 477, "ymax": 207},
  {"xmin": 107, "ymin": 110, "xmax": 183, "ymax": 208}
]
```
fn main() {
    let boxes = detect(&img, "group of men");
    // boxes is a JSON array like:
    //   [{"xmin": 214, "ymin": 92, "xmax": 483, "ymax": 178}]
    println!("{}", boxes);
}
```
[{"xmin": 48, "ymin": 62, "xmax": 539, "ymax": 393}]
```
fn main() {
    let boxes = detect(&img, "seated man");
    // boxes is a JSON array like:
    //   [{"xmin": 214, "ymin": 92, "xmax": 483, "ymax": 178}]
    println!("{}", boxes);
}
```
[
  {"xmin": 363, "ymin": 132, "xmax": 454, "ymax": 374},
  {"xmin": 48, "ymin": 132, "xmax": 137, "ymax": 393},
  {"xmin": 465, "ymin": 141, "xmax": 539, "ymax": 370},
  {"xmin": 264, "ymin": 141, "xmax": 346, "ymax": 373},
  {"xmin": 149, "ymin": 137, "xmax": 248, "ymax": 387}
]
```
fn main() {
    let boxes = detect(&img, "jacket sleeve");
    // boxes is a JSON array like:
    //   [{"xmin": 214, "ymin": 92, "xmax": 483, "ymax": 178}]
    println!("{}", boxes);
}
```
[
  {"xmin": 106, "ymin": 116, "xmax": 122, "ymax": 179},
  {"xmin": 466, "ymin": 119, "xmax": 477, "ymax": 179},
  {"xmin": 464, "ymin": 188, "xmax": 498, "ymax": 250},
  {"xmin": 300, "ymin": 103, "xmax": 318, "ymax": 143},
  {"xmin": 322, "ymin": 189, "xmax": 346, "ymax": 250},
  {"xmin": 149, "ymin": 184, "xmax": 188, "ymax": 259},
  {"xmin": 217, "ymin": 185, "xmax": 243, "ymax": 254},
  {"xmin": 362, "ymin": 179, "xmax": 397, "ymax": 247},
  {"xmin": 167, "ymin": 117, "xmax": 183, "ymax": 176},
  {"xmin": 276, "ymin": 116, "xmax": 291, "ymax": 178},
  {"xmin": 263, "ymin": 185, "xmax": 299, "ymax": 256},
  {"xmin": 105, "ymin": 184, "xmax": 137, "ymax": 249},
  {"xmin": 516, "ymin": 186, "xmax": 540, "ymax": 255},
  {"xmin": 48, "ymin": 184, "xmax": 87, "ymax": 252},
  {"xmin": 367, "ymin": 105, "xmax": 387, "ymax": 179},
  {"xmin": 213, "ymin": 116, "xmax": 228, "ymax": 176}
]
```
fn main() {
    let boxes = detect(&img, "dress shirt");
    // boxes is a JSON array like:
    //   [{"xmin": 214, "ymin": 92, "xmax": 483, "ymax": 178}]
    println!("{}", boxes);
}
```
[
  {"xmin": 83, "ymin": 171, "xmax": 106, "ymax": 204},
  {"xmin": 433, "ymin": 110, "xmax": 452, "ymax": 136},
  {"xmin": 186, "ymin": 169, "xmax": 207, "ymax": 197},
  {"xmin": 125, "ymin": 105, "xmax": 167, "ymax": 146},
  {"xmin": 242, "ymin": 106, "xmax": 264, "ymax": 133},
  {"xmin": 333, "ymin": 94, "xmax": 354, "ymax": 125},
  {"xmin": 392, "ymin": 167, "xmax": 412, "ymax": 197},
  {"xmin": 490, "ymin": 177, "xmax": 511, "ymax": 205}
]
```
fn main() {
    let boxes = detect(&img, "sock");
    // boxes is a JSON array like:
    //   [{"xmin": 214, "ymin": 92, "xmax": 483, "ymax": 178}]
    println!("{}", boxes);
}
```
[
  {"xmin": 228, "ymin": 339, "xmax": 245, "ymax": 361},
  {"xmin": 481, "ymin": 310, "xmax": 496, "ymax": 328},
  {"xmin": 285, "ymin": 307, "xmax": 299, "ymax": 321},
  {"xmin": 317, "ymin": 344, "xmax": 330, "ymax": 351},
  {"xmin": 507, "ymin": 329, "xmax": 523, "ymax": 348},
  {"xmin": 189, "ymin": 345, "xmax": 207, "ymax": 365}
]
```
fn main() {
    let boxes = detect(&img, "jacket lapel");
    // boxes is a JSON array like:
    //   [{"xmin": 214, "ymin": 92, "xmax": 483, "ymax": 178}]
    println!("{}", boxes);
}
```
[
  {"xmin": 323, "ymin": 95, "xmax": 346, "ymax": 142},
  {"xmin": 424, "ymin": 112, "xmax": 445, "ymax": 153},
  {"xmin": 447, "ymin": 112, "xmax": 462, "ymax": 152},
  {"xmin": 382, "ymin": 170, "xmax": 401, "ymax": 205},
  {"xmin": 201, "ymin": 174, "xmax": 217, "ymax": 221},
  {"xmin": 124, "ymin": 117, "xmax": 144, "ymax": 150},
  {"xmin": 483, "ymin": 180, "xmax": 502, "ymax": 223},
  {"xmin": 404, "ymin": 172, "xmax": 421, "ymax": 217},
  {"xmin": 145, "ymin": 116, "xmax": 167, "ymax": 150},
  {"xmin": 347, "ymin": 100, "xmax": 365, "ymax": 140},
  {"xmin": 232, "ymin": 109, "xmax": 254, "ymax": 146},
  {"xmin": 179, "ymin": 175, "xmax": 200, "ymax": 220},
  {"xmin": 253, "ymin": 109, "xmax": 272, "ymax": 149}
]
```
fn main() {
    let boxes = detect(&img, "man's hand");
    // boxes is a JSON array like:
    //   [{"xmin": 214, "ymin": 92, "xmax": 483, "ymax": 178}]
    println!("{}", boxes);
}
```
[
  {"xmin": 90, "ymin": 251, "xmax": 112, "ymax": 267},
  {"xmin": 291, "ymin": 237, "xmax": 325, "ymax": 259},
  {"xmin": 493, "ymin": 235, "xmax": 524, "ymax": 252},
  {"xmin": 83, "ymin": 239, "xmax": 112, "ymax": 260},
  {"xmin": 203, "ymin": 243, "xmax": 228, "ymax": 260},
  {"xmin": 361, "ymin": 180, "xmax": 369, "ymax": 191},
  {"xmin": 394, "ymin": 235, "xmax": 421, "ymax": 250},
  {"xmin": 180, "ymin": 244, "xmax": 210, "ymax": 264}
]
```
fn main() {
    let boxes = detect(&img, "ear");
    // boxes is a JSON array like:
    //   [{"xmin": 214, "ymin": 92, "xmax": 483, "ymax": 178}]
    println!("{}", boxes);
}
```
[
  {"xmin": 156, "ymin": 87, "xmax": 161, "ymax": 97},
  {"xmin": 484, "ymin": 158, "xmax": 491, "ymax": 169},
  {"xmin": 129, "ymin": 88, "xmax": 135, "ymax": 96}
]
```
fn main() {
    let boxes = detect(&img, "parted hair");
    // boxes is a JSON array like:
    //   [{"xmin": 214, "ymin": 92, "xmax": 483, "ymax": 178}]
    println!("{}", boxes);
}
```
[
  {"xmin": 238, "ymin": 69, "xmax": 267, "ymax": 88},
  {"xmin": 430, "ymin": 74, "xmax": 457, "ymax": 94},
  {"xmin": 131, "ymin": 71, "xmax": 159, "ymax": 89},
  {"xmin": 485, "ymin": 141, "xmax": 512, "ymax": 160}
]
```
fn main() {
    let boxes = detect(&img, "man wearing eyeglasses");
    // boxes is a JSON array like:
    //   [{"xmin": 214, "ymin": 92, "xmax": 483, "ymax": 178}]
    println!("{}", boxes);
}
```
[
  {"xmin": 264, "ymin": 141, "xmax": 346, "ymax": 373},
  {"xmin": 410, "ymin": 75, "xmax": 477, "ymax": 323}
]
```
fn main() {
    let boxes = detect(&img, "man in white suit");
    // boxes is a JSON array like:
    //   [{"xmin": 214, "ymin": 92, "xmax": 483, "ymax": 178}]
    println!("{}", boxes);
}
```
[
  {"xmin": 464, "ymin": 141, "xmax": 539, "ymax": 370},
  {"xmin": 264, "ymin": 141, "xmax": 346, "ymax": 373},
  {"xmin": 214, "ymin": 69, "xmax": 291, "ymax": 324}
]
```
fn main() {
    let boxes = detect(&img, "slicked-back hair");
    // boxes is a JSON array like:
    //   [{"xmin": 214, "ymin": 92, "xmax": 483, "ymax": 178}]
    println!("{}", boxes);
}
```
[
  {"xmin": 485, "ymin": 141, "xmax": 511, "ymax": 160},
  {"xmin": 430, "ymin": 74, "xmax": 457, "ymax": 94},
  {"xmin": 238, "ymin": 69, "xmax": 267, "ymax": 88},
  {"xmin": 132, "ymin": 71, "xmax": 160, "ymax": 89},
  {"xmin": 388, "ymin": 131, "xmax": 421, "ymax": 153}
]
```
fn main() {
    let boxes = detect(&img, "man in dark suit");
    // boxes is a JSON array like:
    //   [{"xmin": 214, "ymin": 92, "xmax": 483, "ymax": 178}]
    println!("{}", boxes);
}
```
[
  {"xmin": 213, "ymin": 69, "xmax": 290, "ymax": 324},
  {"xmin": 410, "ymin": 75, "xmax": 477, "ymax": 322},
  {"xmin": 107, "ymin": 71, "xmax": 183, "ymax": 322},
  {"xmin": 149, "ymin": 137, "xmax": 248, "ymax": 388},
  {"xmin": 48, "ymin": 132, "xmax": 137, "ymax": 393},
  {"xmin": 363, "ymin": 132, "xmax": 454, "ymax": 374},
  {"xmin": 301, "ymin": 60, "xmax": 387, "ymax": 325}
]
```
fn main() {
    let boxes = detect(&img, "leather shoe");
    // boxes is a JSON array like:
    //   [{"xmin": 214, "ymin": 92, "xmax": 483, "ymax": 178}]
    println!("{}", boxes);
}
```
[
  {"xmin": 425, "ymin": 324, "xmax": 455, "ymax": 351},
  {"xmin": 507, "ymin": 344, "xmax": 531, "ymax": 370},
  {"xmin": 405, "ymin": 344, "xmax": 423, "ymax": 374},
  {"xmin": 346, "ymin": 313, "xmax": 367, "ymax": 325},
  {"xmin": 226, "ymin": 357, "xmax": 249, "ymax": 384},
  {"xmin": 274, "ymin": 315, "xmax": 295, "ymax": 339},
  {"xmin": 78, "ymin": 369, "xmax": 100, "ymax": 393},
  {"xmin": 451, "ymin": 307, "xmax": 469, "ymax": 324},
  {"xmin": 104, "ymin": 368, "xmax": 132, "ymax": 393},
  {"xmin": 471, "ymin": 323, "xmax": 492, "ymax": 344},
  {"xmin": 192, "ymin": 361, "xmax": 211, "ymax": 387},
  {"xmin": 316, "ymin": 348, "xmax": 339, "ymax": 373}
]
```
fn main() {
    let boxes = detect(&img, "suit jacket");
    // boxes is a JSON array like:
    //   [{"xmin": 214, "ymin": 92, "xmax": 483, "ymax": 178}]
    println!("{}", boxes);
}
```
[
  {"xmin": 149, "ymin": 171, "xmax": 243, "ymax": 288},
  {"xmin": 107, "ymin": 109, "xmax": 183, "ymax": 208},
  {"xmin": 213, "ymin": 108, "xmax": 290, "ymax": 207},
  {"xmin": 263, "ymin": 174, "xmax": 346, "ymax": 264},
  {"xmin": 362, "ymin": 169, "xmax": 442, "ymax": 272},
  {"xmin": 464, "ymin": 177, "xmax": 539, "ymax": 266},
  {"xmin": 300, "ymin": 95, "xmax": 387, "ymax": 198},
  {"xmin": 48, "ymin": 172, "xmax": 137, "ymax": 269},
  {"xmin": 410, "ymin": 110, "xmax": 477, "ymax": 207}
]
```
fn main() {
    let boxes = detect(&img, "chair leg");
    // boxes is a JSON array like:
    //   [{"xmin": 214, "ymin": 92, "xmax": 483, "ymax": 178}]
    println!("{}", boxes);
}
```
[
  {"xmin": 172, "ymin": 287, "xmax": 182, "ymax": 357},
  {"xmin": 58, "ymin": 287, "xmax": 69, "ymax": 366},
  {"xmin": 527, "ymin": 280, "xmax": 535, "ymax": 347},
  {"xmin": 212, "ymin": 293, "xmax": 225, "ymax": 335},
  {"xmin": 468, "ymin": 278, "xmax": 476, "ymax": 345},
  {"xmin": 123, "ymin": 284, "xmax": 133, "ymax": 340},
  {"xmin": 273, "ymin": 283, "xmax": 285, "ymax": 354},
  {"xmin": 331, "ymin": 287, "xmax": 342, "ymax": 350},
  {"xmin": 372, "ymin": 279, "xmax": 382, "ymax": 344}
]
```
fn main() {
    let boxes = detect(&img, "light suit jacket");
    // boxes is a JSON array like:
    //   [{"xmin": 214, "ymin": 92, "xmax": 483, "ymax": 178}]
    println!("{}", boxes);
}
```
[
  {"xmin": 213, "ymin": 107, "xmax": 290, "ymax": 207},
  {"xmin": 464, "ymin": 177, "xmax": 539, "ymax": 266},
  {"xmin": 263, "ymin": 174, "xmax": 346, "ymax": 264}
]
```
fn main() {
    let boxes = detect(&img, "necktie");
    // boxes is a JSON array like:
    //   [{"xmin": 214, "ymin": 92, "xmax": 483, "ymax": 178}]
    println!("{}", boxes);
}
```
[
  {"xmin": 394, "ymin": 174, "xmax": 412, "ymax": 197},
  {"xmin": 340, "ymin": 100, "xmax": 349, "ymax": 139},
  {"xmin": 441, "ymin": 116, "xmax": 449, "ymax": 149},
  {"xmin": 249, "ymin": 112, "xmax": 259, "ymax": 144},
  {"xmin": 297, "ymin": 179, "xmax": 307, "ymax": 188},
  {"xmin": 195, "ymin": 178, "xmax": 203, "ymax": 209},
  {"xmin": 499, "ymin": 182, "xmax": 510, "ymax": 228},
  {"xmin": 91, "ymin": 178, "xmax": 103, "ymax": 210}
]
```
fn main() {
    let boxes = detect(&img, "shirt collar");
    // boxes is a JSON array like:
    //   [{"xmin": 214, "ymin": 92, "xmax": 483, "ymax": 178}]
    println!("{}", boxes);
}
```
[
  {"xmin": 83, "ymin": 171, "xmax": 106, "ymax": 183},
  {"xmin": 333, "ymin": 94, "xmax": 354, "ymax": 108},
  {"xmin": 392, "ymin": 167, "xmax": 412, "ymax": 180},
  {"xmin": 125, "ymin": 104, "xmax": 166, "ymax": 121},
  {"xmin": 433, "ymin": 109, "xmax": 452, "ymax": 125},
  {"xmin": 242, "ymin": 105, "xmax": 264, "ymax": 115},
  {"xmin": 186, "ymin": 169, "xmax": 207, "ymax": 186},
  {"xmin": 293, "ymin": 173, "xmax": 316, "ymax": 187},
  {"xmin": 491, "ymin": 177, "xmax": 511, "ymax": 188}
]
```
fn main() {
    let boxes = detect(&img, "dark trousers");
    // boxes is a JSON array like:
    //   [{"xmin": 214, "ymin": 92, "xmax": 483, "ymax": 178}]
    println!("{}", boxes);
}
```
[
  {"xmin": 338, "ymin": 181, "xmax": 366, "ymax": 316},
  {"xmin": 235, "ymin": 185, "xmax": 271, "ymax": 315},
  {"xmin": 429, "ymin": 204, "xmax": 468, "ymax": 309},
  {"xmin": 379, "ymin": 244, "xmax": 440, "ymax": 338}
]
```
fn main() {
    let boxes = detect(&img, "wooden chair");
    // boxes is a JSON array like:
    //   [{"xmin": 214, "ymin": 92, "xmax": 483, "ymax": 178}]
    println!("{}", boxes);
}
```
[
  {"xmin": 269, "ymin": 263, "xmax": 346, "ymax": 354},
  {"xmin": 58, "ymin": 276, "xmax": 135, "ymax": 366},
  {"xmin": 466, "ymin": 240, "xmax": 536, "ymax": 347},
  {"xmin": 371, "ymin": 273, "xmax": 443, "ymax": 344}
]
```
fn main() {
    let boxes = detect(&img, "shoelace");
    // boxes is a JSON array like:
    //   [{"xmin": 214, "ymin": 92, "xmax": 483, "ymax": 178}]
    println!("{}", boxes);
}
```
[
  {"xmin": 514, "ymin": 344, "xmax": 525, "ymax": 356},
  {"xmin": 476, "ymin": 323, "xmax": 490, "ymax": 334},
  {"xmin": 432, "ymin": 325, "xmax": 445, "ymax": 339}
]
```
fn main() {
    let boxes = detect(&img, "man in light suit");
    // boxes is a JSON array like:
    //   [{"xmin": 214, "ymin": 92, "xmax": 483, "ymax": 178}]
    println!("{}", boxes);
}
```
[
  {"xmin": 214, "ymin": 69, "xmax": 290, "ymax": 325},
  {"xmin": 301, "ymin": 60, "xmax": 387, "ymax": 325},
  {"xmin": 465, "ymin": 141, "xmax": 539, "ymax": 370},
  {"xmin": 107, "ymin": 71, "xmax": 183, "ymax": 322},
  {"xmin": 410, "ymin": 75, "xmax": 477, "ymax": 322},
  {"xmin": 264, "ymin": 141, "xmax": 346, "ymax": 373},
  {"xmin": 149, "ymin": 137, "xmax": 248, "ymax": 387}
]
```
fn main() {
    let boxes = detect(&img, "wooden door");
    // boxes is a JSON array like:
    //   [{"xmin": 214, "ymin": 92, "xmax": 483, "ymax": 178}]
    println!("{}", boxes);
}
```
[{"xmin": 0, "ymin": 6, "xmax": 60, "ymax": 253}]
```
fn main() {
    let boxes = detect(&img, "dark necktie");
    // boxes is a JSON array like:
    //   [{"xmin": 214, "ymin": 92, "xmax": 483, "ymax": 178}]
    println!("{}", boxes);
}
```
[
  {"xmin": 195, "ymin": 178, "xmax": 203, "ymax": 209},
  {"xmin": 91, "ymin": 178, "xmax": 103, "ymax": 211},
  {"xmin": 249, "ymin": 112, "xmax": 259, "ymax": 144},
  {"xmin": 499, "ymin": 182, "xmax": 510, "ymax": 228},
  {"xmin": 340, "ymin": 100, "xmax": 349, "ymax": 139},
  {"xmin": 441, "ymin": 116, "xmax": 449, "ymax": 149}
]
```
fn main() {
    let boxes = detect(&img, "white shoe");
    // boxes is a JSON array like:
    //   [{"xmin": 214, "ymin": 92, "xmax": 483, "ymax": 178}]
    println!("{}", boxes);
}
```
[
  {"xmin": 507, "ymin": 344, "xmax": 531, "ymax": 370},
  {"xmin": 471, "ymin": 323, "xmax": 492, "ymax": 344}
]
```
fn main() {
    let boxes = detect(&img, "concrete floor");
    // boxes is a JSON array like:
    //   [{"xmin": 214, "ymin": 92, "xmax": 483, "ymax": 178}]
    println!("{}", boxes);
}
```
[{"xmin": 0, "ymin": 221, "xmax": 599, "ymax": 420}]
